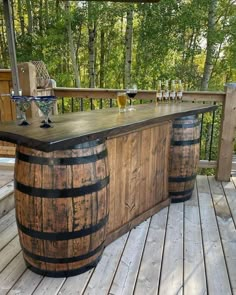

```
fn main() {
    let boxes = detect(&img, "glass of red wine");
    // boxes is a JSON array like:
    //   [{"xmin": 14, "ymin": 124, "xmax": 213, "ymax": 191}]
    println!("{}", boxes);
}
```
[{"xmin": 126, "ymin": 84, "xmax": 137, "ymax": 111}]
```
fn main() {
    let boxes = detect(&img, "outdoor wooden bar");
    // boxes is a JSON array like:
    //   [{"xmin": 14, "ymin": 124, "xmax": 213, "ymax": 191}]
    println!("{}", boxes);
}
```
[{"xmin": 0, "ymin": 102, "xmax": 216, "ymax": 277}]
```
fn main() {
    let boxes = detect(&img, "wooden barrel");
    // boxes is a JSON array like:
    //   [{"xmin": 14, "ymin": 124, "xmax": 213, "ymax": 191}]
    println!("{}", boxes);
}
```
[
  {"xmin": 14, "ymin": 139, "xmax": 109, "ymax": 277},
  {"xmin": 169, "ymin": 115, "xmax": 200, "ymax": 202}
]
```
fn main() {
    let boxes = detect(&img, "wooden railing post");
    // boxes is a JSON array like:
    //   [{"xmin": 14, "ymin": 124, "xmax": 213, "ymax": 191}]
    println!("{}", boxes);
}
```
[
  {"xmin": 216, "ymin": 83, "xmax": 236, "ymax": 181},
  {"xmin": 17, "ymin": 62, "xmax": 41, "ymax": 119}
]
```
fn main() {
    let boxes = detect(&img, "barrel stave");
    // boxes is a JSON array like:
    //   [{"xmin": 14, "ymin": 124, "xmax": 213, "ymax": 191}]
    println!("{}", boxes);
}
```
[
  {"xmin": 169, "ymin": 115, "xmax": 200, "ymax": 202},
  {"xmin": 14, "ymin": 140, "xmax": 109, "ymax": 277}
]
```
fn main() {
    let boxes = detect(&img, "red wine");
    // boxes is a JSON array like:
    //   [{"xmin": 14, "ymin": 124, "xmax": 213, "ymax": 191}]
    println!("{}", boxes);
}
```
[{"xmin": 127, "ymin": 92, "xmax": 137, "ymax": 98}]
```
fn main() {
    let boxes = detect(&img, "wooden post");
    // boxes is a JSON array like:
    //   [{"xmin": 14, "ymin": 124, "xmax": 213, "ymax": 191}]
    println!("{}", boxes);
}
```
[
  {"xmin": 17, "ymin": 62, "xmax": 40, "ymax": 119},
  {"xmin": 216, "ymin": 83, "xmax": 236, "ymax": 181}
]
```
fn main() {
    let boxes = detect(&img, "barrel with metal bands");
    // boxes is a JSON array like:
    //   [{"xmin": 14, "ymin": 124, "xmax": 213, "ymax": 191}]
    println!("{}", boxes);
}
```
[
  {"xmin": 14, "ymin": 139, "xmax": 109, "ymax": 277},
  {"xmin": 169, "ymin": 115, "xmax": 200, "ymax": 202}
]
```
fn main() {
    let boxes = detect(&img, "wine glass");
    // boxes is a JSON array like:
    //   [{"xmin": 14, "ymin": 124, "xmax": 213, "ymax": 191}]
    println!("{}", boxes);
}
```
[
  {"xmin": 126, "ymin": 84, "xmax": 137, "ymax": 111},
  {"xmin": 34, "ymin": 95, "xmax": 57, "ymax": 128},
  {"xmin": 11, "ymin": 94, "xmax": 32, "ymax": 126}
]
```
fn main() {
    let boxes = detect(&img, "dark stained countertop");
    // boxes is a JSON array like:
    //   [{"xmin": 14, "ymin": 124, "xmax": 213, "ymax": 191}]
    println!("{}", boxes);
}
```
[{"xmin": 0, "ymin": 103, "xmax": 217, "ymax": 152}]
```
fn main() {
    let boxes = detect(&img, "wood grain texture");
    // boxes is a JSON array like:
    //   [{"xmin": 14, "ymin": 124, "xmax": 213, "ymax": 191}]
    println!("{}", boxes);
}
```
[
  {"xmin": 83, "ymin": 233, "xmax": 129, "ymax": 295},
  {"xmin": 109, "ymin": 219, "xmax": 150, "ymax": 295},
  {"xmin": 0, "ymin": 236, "xmax": 22, "ymax": 273},
  {"xmin": 0, "ymin": 252, "xmax": 26, "ymax": 294},
  {"xmin": 14, "ymin": 141, "xmax": 109, "ymax": 276},
  {"xmin": 106, "ymin": 122, "xmax": 170, "ymax": 238},
  {"xmin": 134, "ymin": 207, "xmax": 168, "ymax": 295},
  {"xmin": 159, "ymin": 203, "xmax": 184, "ymax": 295},
  {"xmin": 184, "ymin": 185, "xmax": 207, "ymax": 295},
  {"xmin": 169, "ymin": 115, "xmax": 200, "ymax": 202},
  {"xmin": 7, "ymin": 269, "xmax": 43, "ymax": 295},
  {"xmin": 54, "ymin": 88, "xmax": 225, "ymax": 102},
  {"xmin": 1, "ymin": 175, "xmax": 236, "ymax": 294},
  {"xmin": 0, "ymin": 70, "xmax": 16, "ymax": 157},
  {"xmin": 223, "ymin": 177, "xmax": 236, "ymax": 230},
  {"xmin": 209, "ymin": 176, "xmax": 236, "ymax": 293},
  {"xmin": 0, "ymin": 103, "xmax": 217, "ymax": 152},
  {"xmin": 217, "ymin": 85, "xmax": 236, "ymax": 181},
  {"xmin": 197, "ymin": 175, "xmax": 232, "ymax": 295}
]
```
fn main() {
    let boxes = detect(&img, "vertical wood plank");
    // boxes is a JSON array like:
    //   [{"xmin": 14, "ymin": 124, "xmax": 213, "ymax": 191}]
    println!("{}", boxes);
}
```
[
  {"xmin": 0, "ymin": 70, "xmax": 16, "ymax": 156},
  {"xmin": 0, "ymin": 208, "xmax": 15, "ymax": 233},
  {"xmin": 0, "ymin": 221, "xmax": 18, "ymax": 251},
  {"xmin": 0, "ymin": 236, "xmax": 21, "ymax": 272},
  {"xmin": 83, "ymin": 233, "xmax": 129, "ymax": 295},
  {"xmin": 223, "ymin": 177, "xmax": 236, "ymax": 226},
  {"xmin": 57, "ymin": 270, "xmax": 94, "ymax": 295},
  {"xmin": 217, "ymin": 85, "xmax": 236, "ymax": 181},
  {"xmin": 109, "ymin": 219, "xmax": 150, "ymax": 295},
  {"xmin": 8, "ymin": 270, "xmax": 43, "ymax": 295},
  {"xmin": 184, "ymin": 185, "xmax": 207, "ymax": 294},
  {"xmin": 134, "ymin": 208, "xmax": 168, "ymax": 295},
  {"xmin": 32, "ymin": 277, "xmax": 66, "ymax": 295},
  {"xmin": 159, "ymin": 203, "xmax": 184, "ymax": 295},
  {"xmin": 197, "ymin": 175, "xmax": 232, "ymax": 294},
  {"xmin": 0, "ymin": 252, "xmax": 26, "ymax": 294},
  {"xmin": 106, "ymin": 122, "xmax": 170, "ymax": 239},
  {"xmin": 210, "ymin": 177, "xmax": 236, "ymax": 293}
]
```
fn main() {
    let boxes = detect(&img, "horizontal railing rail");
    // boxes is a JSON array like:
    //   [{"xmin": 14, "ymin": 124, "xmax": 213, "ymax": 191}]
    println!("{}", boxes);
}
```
[
  {"xmin": 53, "ymin": 87, "xmax": 236, "ymax": 181},
  {"xmin": 1, "ymin": 63, "xmax": 236, "ymax": 181}
]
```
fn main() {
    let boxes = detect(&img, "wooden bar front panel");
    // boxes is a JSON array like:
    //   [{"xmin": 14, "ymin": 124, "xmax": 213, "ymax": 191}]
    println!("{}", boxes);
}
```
[{"xmin": 106, "ymin": 121, "xmax": 171, "ymax": 243}]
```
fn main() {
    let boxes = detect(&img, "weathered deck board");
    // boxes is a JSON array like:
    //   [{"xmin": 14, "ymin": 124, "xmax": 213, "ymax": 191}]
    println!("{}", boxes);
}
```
[
  {"xmin": 0, "ymin": 175, "xmax": 236, "ymax": 295},
  {"xmin": 159, "ymin": 203, "xmax": 184, "ymax": 295},
  {"xmin": 0, "ymin": 169, "xmax": 13, "ymax": 186},
  {"xmin": 134, "ymin": 208, "xmax": 168, "ymax": 295},
  {"xmin": 83, "ymin": 234, "xmax": 129, "ymax": 295},
  {"xmin": 223, "ymin": 176, "xmax": 236, "ymax": 226},
  {"xmin": 109, "ymin": 220, "xmax": 150, "ymax": 295},
  {"xmin": 197, "ymin": 175, "xmax": 232, "ymax": 295},
  {"xmin": 0, "ymin": 221, "xmax": 18, "ymax": 251},
  {"xmin": 184, "ymin": 185, "xmax": 207, "ymax": 295},
  {"xmin": 0, "ymin": 236, "xmax": 21, "ymax": 272},
  {"xmin": 0, "ymin": 252, "xmax": 26, "ymax": 294},
  {"xmin": 0, "ymin": 208, "xmax": 15, "ymax": 233},
  {"xmin": 8, "ymin": 269, "xmax": 43, "ymax": 295},
  {"xmin": 211, "ymin": 177, "xmax": 236, "ymax": 293},
  {"xmin": 32, "ymin": 277, "xmax": 66, "ymax": 295}
]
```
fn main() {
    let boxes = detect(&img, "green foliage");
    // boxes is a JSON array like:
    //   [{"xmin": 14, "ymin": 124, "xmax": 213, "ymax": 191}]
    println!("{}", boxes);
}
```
[
  {"xmin": 1, "ymin": 0, "xmax": 235, "ymax": 167},
  {"xmin": 1, "ymin": 0, "xmax": 235, "ymax": 90}
]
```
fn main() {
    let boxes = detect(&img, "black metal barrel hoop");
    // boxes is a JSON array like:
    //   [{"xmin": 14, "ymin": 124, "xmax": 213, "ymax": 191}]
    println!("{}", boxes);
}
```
[
  {"xmin": 14, "ymin": 138, "xmax": 110, "ymax": 277},
  {"xmin": 169, "ymin": 115, "xmax": 200, "ymax": 202}
]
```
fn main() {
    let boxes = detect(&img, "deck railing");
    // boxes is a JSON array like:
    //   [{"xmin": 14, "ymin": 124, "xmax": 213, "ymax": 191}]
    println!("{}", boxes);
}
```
[
  {"xmin": 0, "ymin": 64, "xmax": 236, "ymax": 181},
  {"xmin": 53, "ymin": 87, "xmax": 236, "ymax": 182}
]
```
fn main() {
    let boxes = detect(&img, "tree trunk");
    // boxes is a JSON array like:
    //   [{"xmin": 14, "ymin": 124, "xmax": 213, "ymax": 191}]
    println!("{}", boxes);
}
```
[
  {"xmin": 45, "ymin": 0, "xmax": 49, "ymax": 27},
  {"xmin": 26, "ymin": 0, "xmax": 33, "ymax": 34},
  {"xmin": 124, "ymin": 7, "xmax": 133, "ymax": 88},
  {"xmin": 201, "ymin": 0, "xmax": 218, "ymax": 90},
  {"xmin": 100, "ymin": 29, "xmax": 105, "ymax": 88},
  {"xmin": 88, "ymin": 2, "xmax": 96, "ymax": 88},
  {"xmin": 65, "ymin": 2, "xmax": 80, "ymax": 88},
  {"xmin": 17, "ymin": 0, "xmax": 24, "ymax": 36},
  {"xmin": 39, "ymin": 0, "xmax": 43, "ymax": 34}
]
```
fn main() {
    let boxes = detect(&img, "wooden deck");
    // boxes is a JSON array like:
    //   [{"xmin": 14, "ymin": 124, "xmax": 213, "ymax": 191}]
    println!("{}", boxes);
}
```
[{"xmin": 0, "ymin": 175, "xmax": 236, "ymax": 295}]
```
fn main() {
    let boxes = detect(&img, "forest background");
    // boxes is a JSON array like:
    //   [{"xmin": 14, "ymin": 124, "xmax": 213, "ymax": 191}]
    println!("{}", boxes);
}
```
[
  {"xmin": 0, "ymin": 0, "xmax": 236, "ymax": 91},
  {"xmin": 0, "ymin": 0, "xmax": 236, "ymax": 170}
]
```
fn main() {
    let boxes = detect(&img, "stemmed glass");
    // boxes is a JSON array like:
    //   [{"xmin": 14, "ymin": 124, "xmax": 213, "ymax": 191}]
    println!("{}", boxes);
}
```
[
  {"xmin": 126, "ymin": 84, "xmax": 138, "ymax": 111},
  {"xmin": 11, "ymin": 93, "xmax": 32, "ymax": 126},
  {"xmin": 34, "ymin": 95, "xmax": 57, "ymax": 128}
]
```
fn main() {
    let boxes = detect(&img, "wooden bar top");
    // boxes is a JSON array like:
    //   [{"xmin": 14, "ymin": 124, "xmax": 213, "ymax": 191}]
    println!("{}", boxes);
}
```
[{"xmin": 0, "ymin": 103, "xmax": 217, "ymax": 152}]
